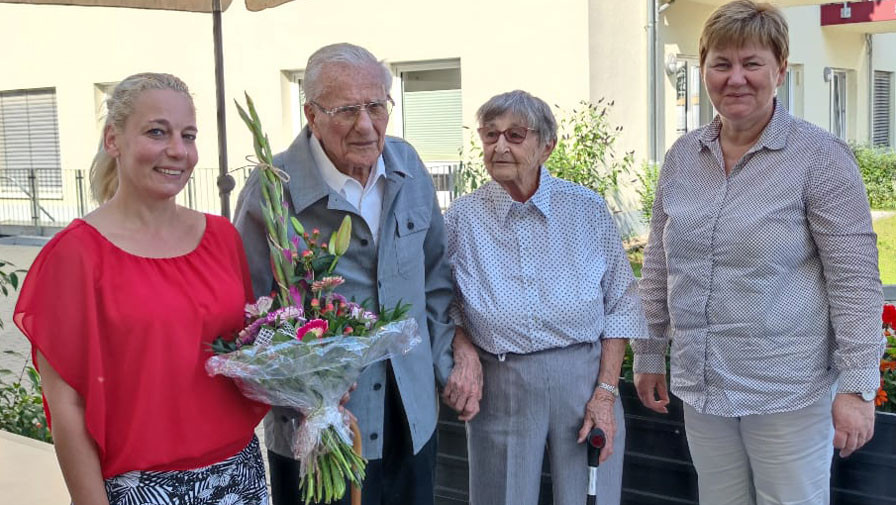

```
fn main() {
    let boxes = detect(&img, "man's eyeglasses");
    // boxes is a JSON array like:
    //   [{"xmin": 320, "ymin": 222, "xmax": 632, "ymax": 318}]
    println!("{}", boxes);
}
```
[
  {"xmin": 477, "ymin": 126, "xmax": 536, "ymax": 145},
  {"xmin": 311, "ymin": 98, "xmax": 394, "ymax": 124}
]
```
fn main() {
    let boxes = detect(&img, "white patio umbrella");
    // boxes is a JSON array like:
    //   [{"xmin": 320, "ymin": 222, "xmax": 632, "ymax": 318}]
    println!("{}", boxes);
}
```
[{"xmin": 0, "ymin": 0, "xmax": 296, "ymax": 217}]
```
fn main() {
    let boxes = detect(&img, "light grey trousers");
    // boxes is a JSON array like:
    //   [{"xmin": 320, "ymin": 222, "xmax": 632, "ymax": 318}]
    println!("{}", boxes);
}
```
[
  {"xmin": 683, "ymin": 391, "xmax": 834, "ymax": 505},
  {"xmin": 467, "ymin": 342, "xmax": 625, "ymax": 505}
]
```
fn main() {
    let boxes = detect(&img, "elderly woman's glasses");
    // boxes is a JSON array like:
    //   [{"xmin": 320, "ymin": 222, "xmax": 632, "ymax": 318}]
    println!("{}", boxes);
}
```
[
  {"xmin": 311, "ymin": 98, "xmax": 394, "ymax": 124},
  {"xmin": 477, "ymin": 126, "xmax": 536, "ymax": 145}
]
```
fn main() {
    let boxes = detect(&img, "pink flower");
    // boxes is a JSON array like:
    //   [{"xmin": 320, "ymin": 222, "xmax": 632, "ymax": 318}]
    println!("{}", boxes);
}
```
[
  {"xmin": 301, "ymin": 250, "xmax": 313, "ymax": 258},
  {"xmin": 311, "ymin": 276, "xmax": 345, "ymax": 292},
  {"xmin": 296, "ymin": 319, "xmax": 328, "ymax": 341}
]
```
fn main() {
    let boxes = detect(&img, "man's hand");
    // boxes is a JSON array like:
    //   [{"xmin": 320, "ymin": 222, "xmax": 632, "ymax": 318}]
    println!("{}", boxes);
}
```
[
  {"xmin": 833, "ymin": 393, "xmax": 875, "ymax": 458},
  {"xmin": 634, "ymin": 372, "xmax": 670, "ymax": 414},
  {"xmin": 442, "ymin": 327, "xmax": 483, "ymax": 422},
  {"xmin": 339, "ymin": 383, "xmax": 357, "ymax": 427},
  {"xmin": 577, "ymin": 388, "xmax": 616, "ymax": 464}
]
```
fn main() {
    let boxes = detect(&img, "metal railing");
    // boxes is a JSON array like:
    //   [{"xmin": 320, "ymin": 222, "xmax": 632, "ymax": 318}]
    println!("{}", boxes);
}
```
[
  {"xmin": 0, "ymin": 167, "xmax": 254, "ymax": 230},
  {"xmin": 0, "ymin": 163, "xmax": 460, "ymax": 233}
]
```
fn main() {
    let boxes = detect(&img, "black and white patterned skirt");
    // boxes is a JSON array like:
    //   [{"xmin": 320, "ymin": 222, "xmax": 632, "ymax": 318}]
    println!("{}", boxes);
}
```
[{"xmin": 103, "ymin": 435, "xmax": 268, "ymax": 505}]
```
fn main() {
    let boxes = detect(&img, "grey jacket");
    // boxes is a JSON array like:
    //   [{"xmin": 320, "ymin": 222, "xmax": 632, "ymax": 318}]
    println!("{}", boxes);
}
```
[{"xmin": 233, "ymin": 127, "xmax": 455, "ymax": 459}]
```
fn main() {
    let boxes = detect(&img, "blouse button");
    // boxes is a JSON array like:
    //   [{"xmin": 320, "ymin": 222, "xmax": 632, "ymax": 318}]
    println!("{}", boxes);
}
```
[
  {"xmin": 407, "ymin": 221, "xmax": 415, "ymax": 230},
  {"xmin": 360, "ymin": 239, "xmax": 369, "ymax": 247},
  {"xmin": 370, "ymin": 433, "xmax": 379, "ymax": 440}
]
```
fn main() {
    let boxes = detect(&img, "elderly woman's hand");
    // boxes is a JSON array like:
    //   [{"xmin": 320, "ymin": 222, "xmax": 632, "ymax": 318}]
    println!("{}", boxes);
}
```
[
  {"xmin": 443, "ymin": 327, "xmax": 483, "ymax": 422},
  {"xmin": 577, "ymin": 388, "xmax": 616, "ymax": 464}
]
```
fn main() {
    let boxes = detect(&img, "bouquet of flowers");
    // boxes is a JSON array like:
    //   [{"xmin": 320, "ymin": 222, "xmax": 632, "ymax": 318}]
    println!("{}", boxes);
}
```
[
  {"xmin": 205, "ymin": 95, "xmax": 420, "ymax": 504},
  {"xmin": 877, "ymin": 303, "xmax": 896, "ymax": 413}
]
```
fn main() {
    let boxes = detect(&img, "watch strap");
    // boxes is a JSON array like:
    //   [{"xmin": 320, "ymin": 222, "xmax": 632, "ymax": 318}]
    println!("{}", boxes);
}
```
[{"xmin": 597, "ymin": 382, "xmax": 619, "ymax": 397}]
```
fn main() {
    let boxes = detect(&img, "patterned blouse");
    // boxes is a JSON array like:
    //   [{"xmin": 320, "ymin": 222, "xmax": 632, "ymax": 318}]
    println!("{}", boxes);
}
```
[
  {"xmin": 445, "ymin": 168, "xmax": 647, "ymax": 356},
  {"xmin": 633, "ymin": 100, "xmax": 884, "ymax": 417}
]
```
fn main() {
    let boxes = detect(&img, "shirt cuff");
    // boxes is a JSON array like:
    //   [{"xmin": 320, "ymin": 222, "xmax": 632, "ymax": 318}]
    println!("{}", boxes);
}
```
[
  {"xmin": 633, "ymin": 354, "xmax": 667, "ymax": 374},
  {"xmin": 836, "ymin": 368, "xmax": 881, "ymax": 394}
]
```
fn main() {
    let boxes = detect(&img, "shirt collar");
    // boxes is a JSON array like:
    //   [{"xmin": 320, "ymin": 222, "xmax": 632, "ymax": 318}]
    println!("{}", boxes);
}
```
[
  {"xmin": 698, "ymin": 98, "xmax": 791, "ymax": 152},
  {"xmin": 489, "ymin": 166, "xmax": 553, "ymax": 221},
  {"xmin": 310, "ymin": 134, "xmax": 386, "ymax": 194}
]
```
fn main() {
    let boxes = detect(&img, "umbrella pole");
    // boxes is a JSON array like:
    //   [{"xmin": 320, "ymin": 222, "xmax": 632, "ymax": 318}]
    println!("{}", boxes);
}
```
[
  {"xmin": 212, "ymin": 0, "xmax": 234, "ymax": 218},
  {"xmin": 350, "ymin": 420, "xmax": 362, "ymax": 505}
]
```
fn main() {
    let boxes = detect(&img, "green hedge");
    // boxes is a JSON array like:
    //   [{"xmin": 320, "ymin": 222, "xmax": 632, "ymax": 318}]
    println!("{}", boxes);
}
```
[{"xmin": 853, "ymin": 144, "xmax": 896, "ymax": 210}]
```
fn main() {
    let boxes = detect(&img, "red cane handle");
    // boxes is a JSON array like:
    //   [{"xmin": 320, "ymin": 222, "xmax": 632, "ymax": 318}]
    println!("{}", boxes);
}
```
[{"xmin": 587, "ymin": 428, "xmax": 605, "ymax": 468}]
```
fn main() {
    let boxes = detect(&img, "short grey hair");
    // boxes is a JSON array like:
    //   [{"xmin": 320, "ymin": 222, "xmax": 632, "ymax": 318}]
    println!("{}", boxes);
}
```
[
  {"xmin": 476, "ymin": 90, "xmax": 558, "ymax": 146},
  {"xmin": 304, "ymin": 43, "xmax": 393, "ymax": 102}
]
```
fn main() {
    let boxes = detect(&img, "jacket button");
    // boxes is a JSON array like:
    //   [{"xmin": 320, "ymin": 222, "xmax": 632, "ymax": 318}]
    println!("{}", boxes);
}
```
[
  {"xmin": 280, "ymin": 415, "xmax": 289, "ymax": 423},
  {"xmin": 407, "ymin": 221, "xmax": 415, "ymax": 230},
  {"xmin": 360, "ymin": 239, "xmax": 369, "ymax": 246},
  {"xmin": 377, "ymin": 280, "xmax": 382, "ymax": 288},
  {"xmin": 370, "ymin": 433, "xmax": 379, "ymax": 440},
  {"xmin": 373, "ymin": 383, "xmax": 382, "ymax": 391}
]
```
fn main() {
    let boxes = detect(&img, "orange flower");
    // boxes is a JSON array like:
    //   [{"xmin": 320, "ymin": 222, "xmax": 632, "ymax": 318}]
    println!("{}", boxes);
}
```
[
  {"xmin": 875, "ymin": 388, "xmax": 888, "ymax": 407},
  {"xmin": 881, "ymin": 360, "xmax": 896, "ymax": 372}
]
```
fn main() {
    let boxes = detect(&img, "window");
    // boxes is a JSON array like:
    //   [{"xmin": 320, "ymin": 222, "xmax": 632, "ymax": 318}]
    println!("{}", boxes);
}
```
[
  {"xmin": 0, "ymin": 88, "xmax": 62, "ymax": 197},
  {"xmin": 392, "ymin": 61, "xmax": 462, "ymax": 163},
  {"xmin": 830, "ymin": 70, "xmax": 848, "ymax": 141},
  {"xmin": 95, "ymin": 81, "xmax": 117, "ymax": 132},
  {"xmin": 872, "ymin": 71, "xmax": 893, "ymax": 147},
  {"xmin": 674, "ymin": 58, "xmax": 713, "ymax": 136},
  {"xmin": 776, "ymin": 65, "xmax": 803, "ymax": 118},
  {"xmin": 392, "ymin": 61, "xmax": 462, "ymax": 210},
  {"xmin": 286, "ymin": 71, "xmax": 307, "ymax": 137}
]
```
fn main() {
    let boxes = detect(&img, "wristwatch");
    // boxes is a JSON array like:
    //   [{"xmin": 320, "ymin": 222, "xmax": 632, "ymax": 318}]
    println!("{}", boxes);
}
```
[
  {"xmin": 597, "ymin": 382, "xmax": 619, "ymax": 397},
  {"xmin": 858, "ymin": 390, "xmax": 876, "ymax": 402}
]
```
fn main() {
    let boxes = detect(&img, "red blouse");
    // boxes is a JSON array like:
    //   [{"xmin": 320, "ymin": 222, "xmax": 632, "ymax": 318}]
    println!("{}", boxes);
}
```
[{"xmin": 14, "ymin": 214, "xmax": 269, "ymax": 478}]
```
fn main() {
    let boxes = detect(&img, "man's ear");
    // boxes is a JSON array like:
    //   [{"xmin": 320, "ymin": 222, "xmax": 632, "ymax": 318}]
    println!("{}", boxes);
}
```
[
  {"xmin": 103, "ymin": 124, "xmax": 120, "ymax": 158},
  {"xmin": 304, "ymin": 102, "xmax": 320, "ymax": 138}
]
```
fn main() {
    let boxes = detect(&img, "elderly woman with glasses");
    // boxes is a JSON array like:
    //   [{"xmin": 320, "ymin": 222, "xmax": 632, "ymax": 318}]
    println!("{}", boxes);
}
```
[
  {"xmin": 632, "ymin": 2, "xmax": 883, "ymax": 504},
  {"xmin": 444, "ymin": 90, "xmax": 647, "ymax": 505}
]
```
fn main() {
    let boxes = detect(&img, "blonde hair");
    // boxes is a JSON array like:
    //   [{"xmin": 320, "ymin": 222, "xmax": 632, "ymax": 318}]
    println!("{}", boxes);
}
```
[
  {"xmin": 89, "ymin": 72, "xmax": 193, "ymax": 203},
  {"xmin": 698, "ymin": 0, "xmax": 789, "ymax": 67}
]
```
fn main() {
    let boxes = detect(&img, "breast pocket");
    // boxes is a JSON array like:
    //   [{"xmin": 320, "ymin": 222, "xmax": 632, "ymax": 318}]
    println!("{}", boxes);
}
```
[{"xmin": 394, "ymin": 206, "xmax": 431, "ymax": 278}]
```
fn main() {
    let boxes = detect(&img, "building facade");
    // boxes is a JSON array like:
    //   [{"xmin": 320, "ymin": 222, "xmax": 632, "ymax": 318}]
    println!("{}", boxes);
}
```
[{"xmin": 0, "ymin": 0, "xmax": 894, "ymax": 232}]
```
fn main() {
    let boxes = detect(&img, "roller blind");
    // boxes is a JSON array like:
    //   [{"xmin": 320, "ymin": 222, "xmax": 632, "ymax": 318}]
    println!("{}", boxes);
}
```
[
  {"xmin": 0, "ymin": 88, "xmax": 62, "ymax": 196},
  {"xmin": 402, "ymin": 89, "xmax": 462, "ymax": 162},
  {"xmin": 872, "ymin": 71, "xmax": 892, "ymax": 147}
]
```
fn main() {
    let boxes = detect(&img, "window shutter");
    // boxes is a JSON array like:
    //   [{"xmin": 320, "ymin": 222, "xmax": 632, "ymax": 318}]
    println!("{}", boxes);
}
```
[
  {"xmin": 0, "ymin": 88, "xmax": 62, "ymax": 197},
  {"xmin": 872, "ymin": 71, "xmax": 892, "ymax": 147},
  {"xmin": 402, "ymin": 89, "xmax": 462, "ymax": 162}
]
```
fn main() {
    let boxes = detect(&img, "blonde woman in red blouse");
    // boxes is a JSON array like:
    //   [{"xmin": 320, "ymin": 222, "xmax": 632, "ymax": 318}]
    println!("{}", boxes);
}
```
[{"xmin": 15, "ymin": 73, "xmax": 269, "ymax": 505}]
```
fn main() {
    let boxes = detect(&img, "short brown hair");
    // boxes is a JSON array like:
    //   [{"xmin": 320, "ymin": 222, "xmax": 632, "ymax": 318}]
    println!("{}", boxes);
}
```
[{"xmin": 698, "ymin": 0, "xmax": 789, "ymax": 67}]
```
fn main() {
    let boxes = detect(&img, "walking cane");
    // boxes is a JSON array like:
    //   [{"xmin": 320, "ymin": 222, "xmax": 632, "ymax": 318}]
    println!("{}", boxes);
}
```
[
  {"xmin": 586, "ymin": 428, "xmax": 606, "ymax": 505},
  {"xmin": 350, "ymin": 419, "xmax": 362, "ymax": 505}
]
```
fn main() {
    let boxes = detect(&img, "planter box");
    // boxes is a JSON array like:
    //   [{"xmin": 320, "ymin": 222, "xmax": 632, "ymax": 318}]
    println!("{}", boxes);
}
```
[{"xmin": 435, "ymin": 383, "xmax": 896, "ymax": 505}]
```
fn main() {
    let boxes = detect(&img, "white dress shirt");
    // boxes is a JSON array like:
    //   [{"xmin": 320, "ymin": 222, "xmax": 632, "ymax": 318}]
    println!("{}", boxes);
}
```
[{"xmin": 310, "ymin": 135, "xmax": 387, "ymax": 242}]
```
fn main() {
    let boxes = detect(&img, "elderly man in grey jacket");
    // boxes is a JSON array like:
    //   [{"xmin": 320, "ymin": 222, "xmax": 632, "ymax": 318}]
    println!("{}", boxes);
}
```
[{"xmin": 233, "ymin": 43, "xmax": 480, "ymax": 505}]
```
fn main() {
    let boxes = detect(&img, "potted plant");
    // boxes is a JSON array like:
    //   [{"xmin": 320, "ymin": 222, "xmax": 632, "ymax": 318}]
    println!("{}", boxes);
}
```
[{"xmin": 829, "ymin": 303, "xmax": 896, "ymax": 505}]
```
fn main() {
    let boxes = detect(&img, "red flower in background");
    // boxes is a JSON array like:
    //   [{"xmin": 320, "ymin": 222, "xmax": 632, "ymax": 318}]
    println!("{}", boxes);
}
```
[
  {"xmin": 876, "ymin": 388, "xmax": 888, "ymax": 407},
  {"xmin": 883, "ymin": 304, "xmax": 896, "ymax": 328}
]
